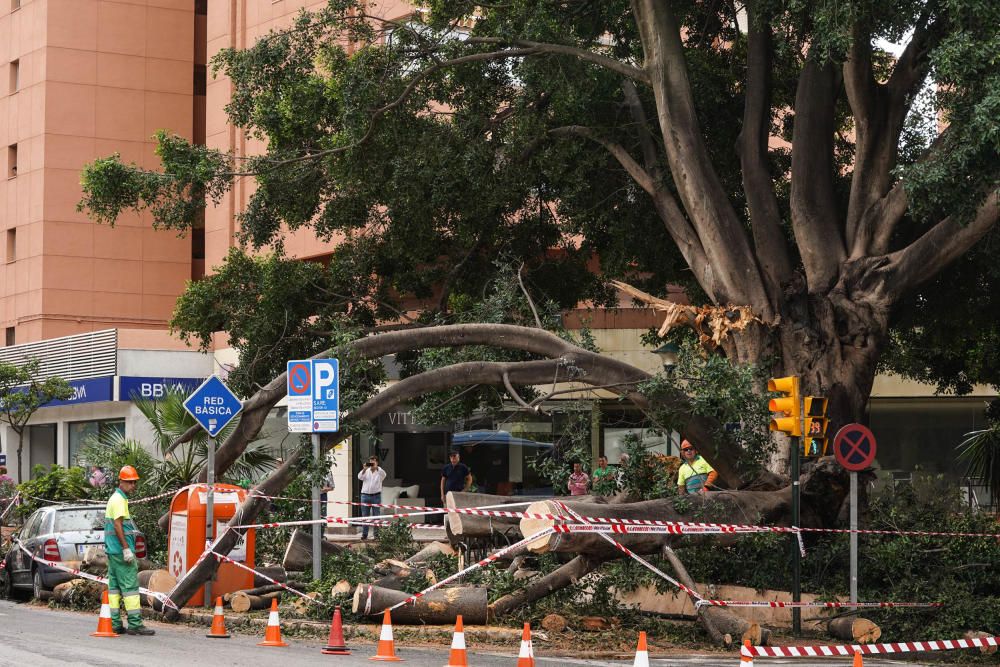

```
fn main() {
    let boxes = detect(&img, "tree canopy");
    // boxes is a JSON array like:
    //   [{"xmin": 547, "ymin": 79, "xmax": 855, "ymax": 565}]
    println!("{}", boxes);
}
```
[{"xmin": 79, "ymin": 0, "xmax": 1000, "ymax": 440}]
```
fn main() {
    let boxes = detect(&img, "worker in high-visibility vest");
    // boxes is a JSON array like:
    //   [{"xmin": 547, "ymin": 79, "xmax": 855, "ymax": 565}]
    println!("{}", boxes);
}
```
[{"xmin": 105, "ymin": 465, "xmax": 155, "ymax": 635}]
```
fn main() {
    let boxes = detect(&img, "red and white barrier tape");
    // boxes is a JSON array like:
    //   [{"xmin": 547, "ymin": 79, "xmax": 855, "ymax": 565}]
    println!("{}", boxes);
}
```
[
  {"xmin": 13, "ymin": 540, "xmax": 178, "ymax": 610},
  {"xmin": 386, "ymin": 527, "xmax": 555, "ymax": 612},
  {"xmin": 699, "ymin": 599, "xmax": 943, "ymax": 609},
  {"xmin": 745, "ymin": 635, "xmax": 999, "ymax": 658},
  {"xmin": 211, "ymin": 551, "xmax": 320, "ymax": 605}
]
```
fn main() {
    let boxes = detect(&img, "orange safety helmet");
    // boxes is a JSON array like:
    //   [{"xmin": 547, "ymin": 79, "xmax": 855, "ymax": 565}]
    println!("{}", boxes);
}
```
[{"xmin": 119, "ymin": 465, "xmax": 140, "ymax": 481}]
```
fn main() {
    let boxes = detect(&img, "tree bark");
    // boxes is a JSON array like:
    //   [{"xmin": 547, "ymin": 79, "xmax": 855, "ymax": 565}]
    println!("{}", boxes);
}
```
[
  {"xmin": 254, "ymin": 564, "xmax": 288, "ymax": 587},
  {"xmin": 224, "ymin": 583, "xmax": 285, "ymax": 601},
  {"xmin": 827, "ymin": 617, "xmax": 881, "ymax": 643},
  {"xmin": 445, "ymin": 492, "xmax": 577, "ymax": 542},
  {"xmin": 230, "ymin": 590, "xmax": 282, "ymax": 613},
  {"xmin": 281, "ymin": 527, "xmax": 347, "ymax": 572},
  {"xmin": 352, "ymin": 584, "xmax": 488, "ymax": 624}
]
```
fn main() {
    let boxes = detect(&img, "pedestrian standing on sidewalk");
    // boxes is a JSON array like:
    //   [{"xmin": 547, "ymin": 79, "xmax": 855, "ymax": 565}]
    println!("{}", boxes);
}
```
[
  {"xmin": 357, "ymin": 456, "xmax": 386, "ymax": 540},
  {"xmin": 104, "ymin": 466, "xmax": 154, "ymax": 635}
]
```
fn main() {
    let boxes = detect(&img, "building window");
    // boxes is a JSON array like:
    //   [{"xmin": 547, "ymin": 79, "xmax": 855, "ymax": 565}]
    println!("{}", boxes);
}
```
[
  {"xmin": 4, "ymin": 327, "xmax": 14, "ymax": 346},
  {"xmin": 9, "ymin": 59, "xmax": 18, "ymax": 93},
  {"xmin": 69, "ymin": 419, "xmax": 126, "ymax": 466},
  {"xmin": 7, "ymin": 144, "xmax": 17, "ymax": 178},
  {"xmin": 11, "ymin": 0, "xmax": 20, "ymax": 12},
  {"xmin": 195, "ymin": 0, "xmax": 207, "ymax": 15},
  {"xmin": 5, "ymin": 228, "xmax": 14, "ymax": 262},
  {"xmin": 29, "ymin": 424, "xmax": 57, "ymax": 476}
]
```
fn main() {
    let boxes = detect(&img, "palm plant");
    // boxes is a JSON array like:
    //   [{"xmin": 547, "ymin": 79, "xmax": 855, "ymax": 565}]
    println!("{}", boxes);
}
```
[{"xmin": 957, "ymin": 424, "xmax": 1000, "ymax": 513}]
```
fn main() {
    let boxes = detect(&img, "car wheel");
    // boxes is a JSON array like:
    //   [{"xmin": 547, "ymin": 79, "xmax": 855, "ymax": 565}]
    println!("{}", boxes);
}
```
[{"xmin": 32, "ymin": 569, "xmax": 45, "ymax": 601}]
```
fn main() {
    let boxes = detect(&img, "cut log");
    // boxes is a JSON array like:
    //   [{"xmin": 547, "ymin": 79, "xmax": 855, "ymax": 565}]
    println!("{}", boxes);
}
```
[
  {"xmin": 372, "ymin": 558, "xmax": 436, "ymax": 591},
  {"xmin": 332, "ymin": 579, "xmax": 353, "ymax": 596},
  {"xmin": 81, "ymin": 546, "xmax": 155, "ymax": 574},
  {"xmin": 254, "ymin": 564, "xmax": 288, "ymax": 587},
  {"xmin": 352, "ymin": 583, "xmax": 488, "ymax": 624},
  {"xmin": 964, "ymin": 630, "xmax": 998, "ymax": 655},
  {"xmin": 223, "ymin": 584, "xmax": 285, "ymax": 602},
  {"xmin": 290, "ymin": 591, "xmax": 319, "ymax": 616},
  {"xmin": 446, "ymin": 492, "xmax": 565, "ymax": 541},
  {"xmin": 519, "ymin": 459, "xmax": 851, "ymax": 557},
  {"xmin": 230, "ymin": 590, "xmax": 282, "ymax": 613},
  {"xmin": 137, "ymin": 569, "xmax": 177, "ymax": 608},
  {"xmin": 579, "ymin": 616, "xmax": 611, "ymax": 632},
  {"xmin": 282, "ymin": 528, "xmax": 347, "ymax": 571},
  {"xmin": 51, "ymin": 578, "xmax": 103, "ymax": 605},
  {"xmin": 405, "ymin": 541, "xmax": 456, "ymax": 565},
  {"xmin": 827, "ymin": 617, "xmax": 881, "ymax": 643},
  {"xmin": 541, "ymin": 613, "xmax": 567, "ymax": 633}
]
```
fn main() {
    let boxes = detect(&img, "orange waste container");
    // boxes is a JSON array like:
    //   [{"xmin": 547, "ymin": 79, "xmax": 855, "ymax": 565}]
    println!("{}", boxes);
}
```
[{"xmin": 167, "ymin": 483, "xmax": 255, "ymax": 606}]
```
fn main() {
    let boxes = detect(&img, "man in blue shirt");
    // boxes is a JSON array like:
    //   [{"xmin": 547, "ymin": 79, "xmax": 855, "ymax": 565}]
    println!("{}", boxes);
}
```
[{"xmin": 440, "ymin": 451, "xmax": 471, "ymax": 504}]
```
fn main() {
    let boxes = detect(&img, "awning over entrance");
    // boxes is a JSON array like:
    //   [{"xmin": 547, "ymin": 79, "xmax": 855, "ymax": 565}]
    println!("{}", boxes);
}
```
[{"xmin": 451, "ymin": 430, "xmax": 552, "ymax": 448}]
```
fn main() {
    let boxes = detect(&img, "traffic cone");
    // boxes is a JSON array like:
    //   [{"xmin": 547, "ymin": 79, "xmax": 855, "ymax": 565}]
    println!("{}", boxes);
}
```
[
  {"xmin": 206, "ymin": 596, "xmax": 230, "ymax": 638},
  {"xmin": 444, "ymin": 615, "xmax": 468, "ymax": 667},
  {"xmin": 853, "ymin": 650, "xmax": 864, "ymax": 666},
  {"xmin": 740, "ymin": 639, "xmax": 754, "ymax": 666},
  {"xmin": 321, "ymin": 605, "xmax": 351, "ymax": 655},
  {"xmin": 90, "ymin": 590, "xmax": 119, "ymax": 638},
  {"xmin": 257, "ymin": 597, "xmax": 289, "ymax": 647},
  {"xmin": 370, "ymin": 609, "xmax": 402, "ymax": 661},
  {"xmin": 633, "ymin": 631, "xmax": 650, "ymax": 667},
  {"xmin": 516, "ymin": 622, "xmax": 535, "ymax": 667}
]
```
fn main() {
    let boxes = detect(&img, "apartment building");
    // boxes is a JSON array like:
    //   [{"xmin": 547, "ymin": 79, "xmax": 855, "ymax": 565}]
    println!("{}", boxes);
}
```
[{"xmin": 0, "ymin": 2, "xmax": 992, "ymax": 508}]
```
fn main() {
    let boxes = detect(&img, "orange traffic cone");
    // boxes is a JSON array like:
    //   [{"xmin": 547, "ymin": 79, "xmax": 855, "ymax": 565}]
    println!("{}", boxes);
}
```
[
  {"xmin": 321, "ymin": 605, "xmax": 351, "ymax": 655},
  {"xmin": 740, "ymin": 638, "xmax": 754, "ymax": 666},
  {"xmin": 206, "ymin": 596, "xmax": 230, "ymax": 638},
  {"xmin": 632, "ymin": 631, "xmax": 650, "ymax": 667},
  {"xmin": 516, "ymin": 622, "xmax": 535, "ymax": 667},
  {"xmin": 370, "ymin": 609, "xmax": 402, "ymax": 662},
  {"xmin": 444, "ymin": 615, "xmax": 468, "ymax": 667},
  {"xmin": 90, "ymin": 589, "xmax": 119, "ymax": 638},
  {"xmin": 258, "ymin": 597, "xmax": 289, "ymax": 647},
  {"xmin": 853, "ymin": 650, "xmax": 864, "ymax": 666}
]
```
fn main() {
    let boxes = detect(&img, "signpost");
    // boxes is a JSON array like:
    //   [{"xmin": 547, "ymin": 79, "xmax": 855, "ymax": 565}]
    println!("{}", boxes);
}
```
[
  {"xmin": 834, "ymin": 423, "xmax": 878, "ymax": 603},
  {"xmin": 286, "ymin": 359, "xmax": 341, "ymax": 580},
  {"xmin": 183, "ymin": 376, "xmax": 243, "ymax": 607}
]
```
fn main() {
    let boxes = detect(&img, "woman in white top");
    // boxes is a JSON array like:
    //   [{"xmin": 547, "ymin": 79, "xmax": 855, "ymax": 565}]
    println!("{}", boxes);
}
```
[{"xmin": 357, "ymin": 456, "xmax": 387, "ymax": 540}]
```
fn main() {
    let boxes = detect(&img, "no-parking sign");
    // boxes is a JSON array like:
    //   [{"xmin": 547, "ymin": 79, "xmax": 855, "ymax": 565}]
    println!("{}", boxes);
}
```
[
  {"xmin": 286, "ymin": 359, "xmax": 340, "ymax": 433},
  {"xmin": 834, "ymin": 423, "xmax": 878, "ymax": 471}
]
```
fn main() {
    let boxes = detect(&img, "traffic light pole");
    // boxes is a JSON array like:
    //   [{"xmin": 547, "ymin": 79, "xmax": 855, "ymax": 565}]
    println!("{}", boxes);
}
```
[{"xmin": 791, "ymin": 431, "xmax": 801, "ymax": 636}]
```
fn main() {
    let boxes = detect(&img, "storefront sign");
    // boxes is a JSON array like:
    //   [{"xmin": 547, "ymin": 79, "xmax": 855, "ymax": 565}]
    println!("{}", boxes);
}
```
[
  {"xmin": 119, "ymin": 376, "xmax": 204, "ymax": 401},
  {"xmin": 44, "ymin": 377, "xmax": 114, "ymax": 407}
]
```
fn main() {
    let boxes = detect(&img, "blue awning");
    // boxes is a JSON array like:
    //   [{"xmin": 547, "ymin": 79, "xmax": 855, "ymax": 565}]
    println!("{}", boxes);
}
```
[{"xmin": 451, "ymin": 430, "xmax": 553, "ymax": 448}]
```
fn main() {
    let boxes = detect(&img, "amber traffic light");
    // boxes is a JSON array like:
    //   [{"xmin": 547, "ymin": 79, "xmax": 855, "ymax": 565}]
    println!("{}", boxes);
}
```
[{"xmin": 768, "ymin": 376, "xmax": 801, "ymax": 436}]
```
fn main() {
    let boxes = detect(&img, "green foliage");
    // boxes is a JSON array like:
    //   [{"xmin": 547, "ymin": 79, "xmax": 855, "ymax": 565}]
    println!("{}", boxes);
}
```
[
  {"xmin": 613, "ymin": 434, "xmax": 678, "ymax": 501},
  {"xmin": 638, "ymin": 337, "xmax": 775, "ymax": 477},
  {"xmin": 0, "ymin": 359, "xmax": 73, "ymax": 480},
  {"xmin": 956, "ymin": 414, "xmax": 1000, "ymax": 511},
  {"xmin": 528, "ymin": 406, "xmax": 592, "ymax": 496},
  {"xmin": 14, "ymin": 466, "xmax": 92, "ymax": 520}
]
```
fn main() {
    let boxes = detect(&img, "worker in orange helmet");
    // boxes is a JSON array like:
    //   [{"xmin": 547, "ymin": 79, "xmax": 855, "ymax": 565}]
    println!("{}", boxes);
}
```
[{"xmin": 104, "ymin": 465, "xmax": 154, "ymax": 635}]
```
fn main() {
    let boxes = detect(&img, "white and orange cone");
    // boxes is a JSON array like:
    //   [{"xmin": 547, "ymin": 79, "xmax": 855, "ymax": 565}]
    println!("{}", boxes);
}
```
[
  {"xmin": 90, "ymin": 589, "xmax": 119, "ymax": 638},
  {"xmin": 257, "ymin": 597, "xmax": 289, "ymax": 647},
  {"xmin": 516, "ymin": 622, "xmax": 535, "ymax": 667},
  {"xmin": 740, "ymin": 638, "xmax": 754, "ymax": 666},
  {"xmin": 444, "ymin": 615, "xmax": 468, "ymax": 667},
  {"xmin": 370, "ymin": 609, "xmax": 402, "ymax": 662},
  {"xmin": 206, "ymin": 596, "xmax": 230, "ymax": 638},
  {"xmin": 633, "ymin": 631, "xmax": 650, "ymax": 667},
  {"xmin": 853, "ymin": 650, "xmax": 864, "ymax": 667}
]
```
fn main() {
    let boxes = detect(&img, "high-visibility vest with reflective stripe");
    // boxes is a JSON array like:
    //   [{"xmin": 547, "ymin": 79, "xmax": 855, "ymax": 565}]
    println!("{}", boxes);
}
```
[{"xmin": 104, "ymin": 488, "xmax": 138, "ymax": 555}]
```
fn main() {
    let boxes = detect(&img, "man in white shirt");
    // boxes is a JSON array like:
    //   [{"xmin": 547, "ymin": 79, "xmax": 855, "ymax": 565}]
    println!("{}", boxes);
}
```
[{"xmin": 357, "ymin": 455, "xmax": 387, "ymax": 540}]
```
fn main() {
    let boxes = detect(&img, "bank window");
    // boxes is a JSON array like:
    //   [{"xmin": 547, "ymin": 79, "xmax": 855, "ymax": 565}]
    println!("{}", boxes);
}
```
[{"xmin": 69, "ymin": 419, "xmax": 125, "ymax": 466}]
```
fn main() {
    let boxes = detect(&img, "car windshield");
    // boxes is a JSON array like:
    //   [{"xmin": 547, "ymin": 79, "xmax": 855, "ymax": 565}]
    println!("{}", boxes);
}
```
[{"xmin": 54, "ymin": 509, "xmax": 104, "ymax": 533}]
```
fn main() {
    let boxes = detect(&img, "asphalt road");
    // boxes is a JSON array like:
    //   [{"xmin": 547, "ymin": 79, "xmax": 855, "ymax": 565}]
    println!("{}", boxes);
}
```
[{"xmin": 0, "ymin": 600, "xmax": 955, "ymax": 666}]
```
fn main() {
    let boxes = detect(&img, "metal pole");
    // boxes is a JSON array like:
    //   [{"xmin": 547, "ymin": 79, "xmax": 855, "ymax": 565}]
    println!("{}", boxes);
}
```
[
  {"xmin": 205, "ymin": 436, "xmax": 215, "ymax": 608},
  {"xmin": 312, "ymin": 433, "xmax": 322, "ymax": 581},
  {"xmin": 850, "ymin": 471, "xmax": 858, "ymax": 603},
  {"xmin": 791, "ymin": 433, "xmax": 801, "ymax": 636}
]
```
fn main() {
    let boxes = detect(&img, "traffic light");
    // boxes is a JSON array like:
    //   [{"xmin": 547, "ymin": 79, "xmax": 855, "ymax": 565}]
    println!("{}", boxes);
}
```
[
  {"xmin": 767, "ymin": 376, "xmax": 801, "ymax": 436},
  {"xmin": 803, "ymin": 396, "xmax": 829, "ymax": 457}
]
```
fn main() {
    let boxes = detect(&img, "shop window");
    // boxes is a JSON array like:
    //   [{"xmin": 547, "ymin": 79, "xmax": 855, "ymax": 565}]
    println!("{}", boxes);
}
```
[
  {"xmin": 69, "ymin": 419, "xmax": 125, "ymax": 466},
  {"xmin": 29, "ymin": 424, "xmax": 57, "ymax": 475}
]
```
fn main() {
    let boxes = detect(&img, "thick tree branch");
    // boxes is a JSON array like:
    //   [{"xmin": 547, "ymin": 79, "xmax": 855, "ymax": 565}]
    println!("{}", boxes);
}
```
[
  {"xmin": 465, "ymin": 37, "xmax": 648, "ymax": 84},
  {"xmin": 621, "ymin": 79, "xmax": 663, "ymax": 182},
  {"xmin": 739, "ymin": 1, "xmax": 791, "ymax": 300},
  {"xmin": 790, "ymin": 58, "xmax": 845, "ymax": 292},
  {"xmin": 887, "ymin": 190, "xmax": 999, "ymax": 296},
  {"xmin": 860, "ymin": 182, "xmax": 908, "ymax": 256},
  {"xmin": 630, "ymin": 0, "xmax": 772, "ymax": 317},
  {"xmin": 549, "ymin": 125, "xmax": 715, "ymax": 297}
]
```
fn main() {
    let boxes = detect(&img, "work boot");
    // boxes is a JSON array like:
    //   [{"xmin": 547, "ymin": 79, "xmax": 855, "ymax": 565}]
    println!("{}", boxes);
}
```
[
  {"xmin": 111, "ymin": 625, "xmax": 124, "ymax": 635},
  {"xmin": 126, "ymin": 625, "xmax": 156, "ymax": 636}
]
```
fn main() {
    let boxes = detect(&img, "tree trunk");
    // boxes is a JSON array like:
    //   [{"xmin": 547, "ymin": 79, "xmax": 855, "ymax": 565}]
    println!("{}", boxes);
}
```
[
  {"xmin": 445, "ymin": 492, "xmax": 551, "ymax": 541},
  {"xmin": 281, "ymin": 527, "xmax": 346, "ymax": 572},
  {"xmin": 405, "ymin": 541, "xmax": 456, "ymax": 565},
  {"xmin": 489, "ymin": 554, "xmax": 606, "ymax": 618},
  {"xmin": 827, "ymin": 617, "xmax": 881, "ymax": 643},
  {"xmin": 254, "ymin": 564, "xmax": 288, "ymax": 587},
  {"xmin": 352, "ymin": 583, "xmax": 488, "ymax": 624},
  {"xmin": 224, "ymin": 583, "xmax": 285, "ymax": 601},
  {"xmin": 372, "ymin": 558, "xmax": 436, "ymax": 591}
]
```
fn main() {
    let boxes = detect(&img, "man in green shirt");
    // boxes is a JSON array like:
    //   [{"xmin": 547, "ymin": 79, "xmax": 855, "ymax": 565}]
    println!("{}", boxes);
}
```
[
  {"xmin": 104, "ymin": 465, "xmax": 154, "ymax": 635},
  {"xmin": 591, "ymin": 456, "xmax": 615, "ymax": 495}
]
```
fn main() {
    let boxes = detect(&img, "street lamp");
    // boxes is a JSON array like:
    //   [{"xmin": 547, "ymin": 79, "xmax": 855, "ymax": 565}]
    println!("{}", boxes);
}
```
[{"xmin": 653, "ymin": 343, "xmax": 680, "ymax": 375}]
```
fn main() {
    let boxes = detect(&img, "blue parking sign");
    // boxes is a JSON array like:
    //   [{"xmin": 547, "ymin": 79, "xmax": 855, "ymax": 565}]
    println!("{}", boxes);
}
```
[{"xmin": 311, "ymin": 359, "xmax": 339, "ymax": 432}]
